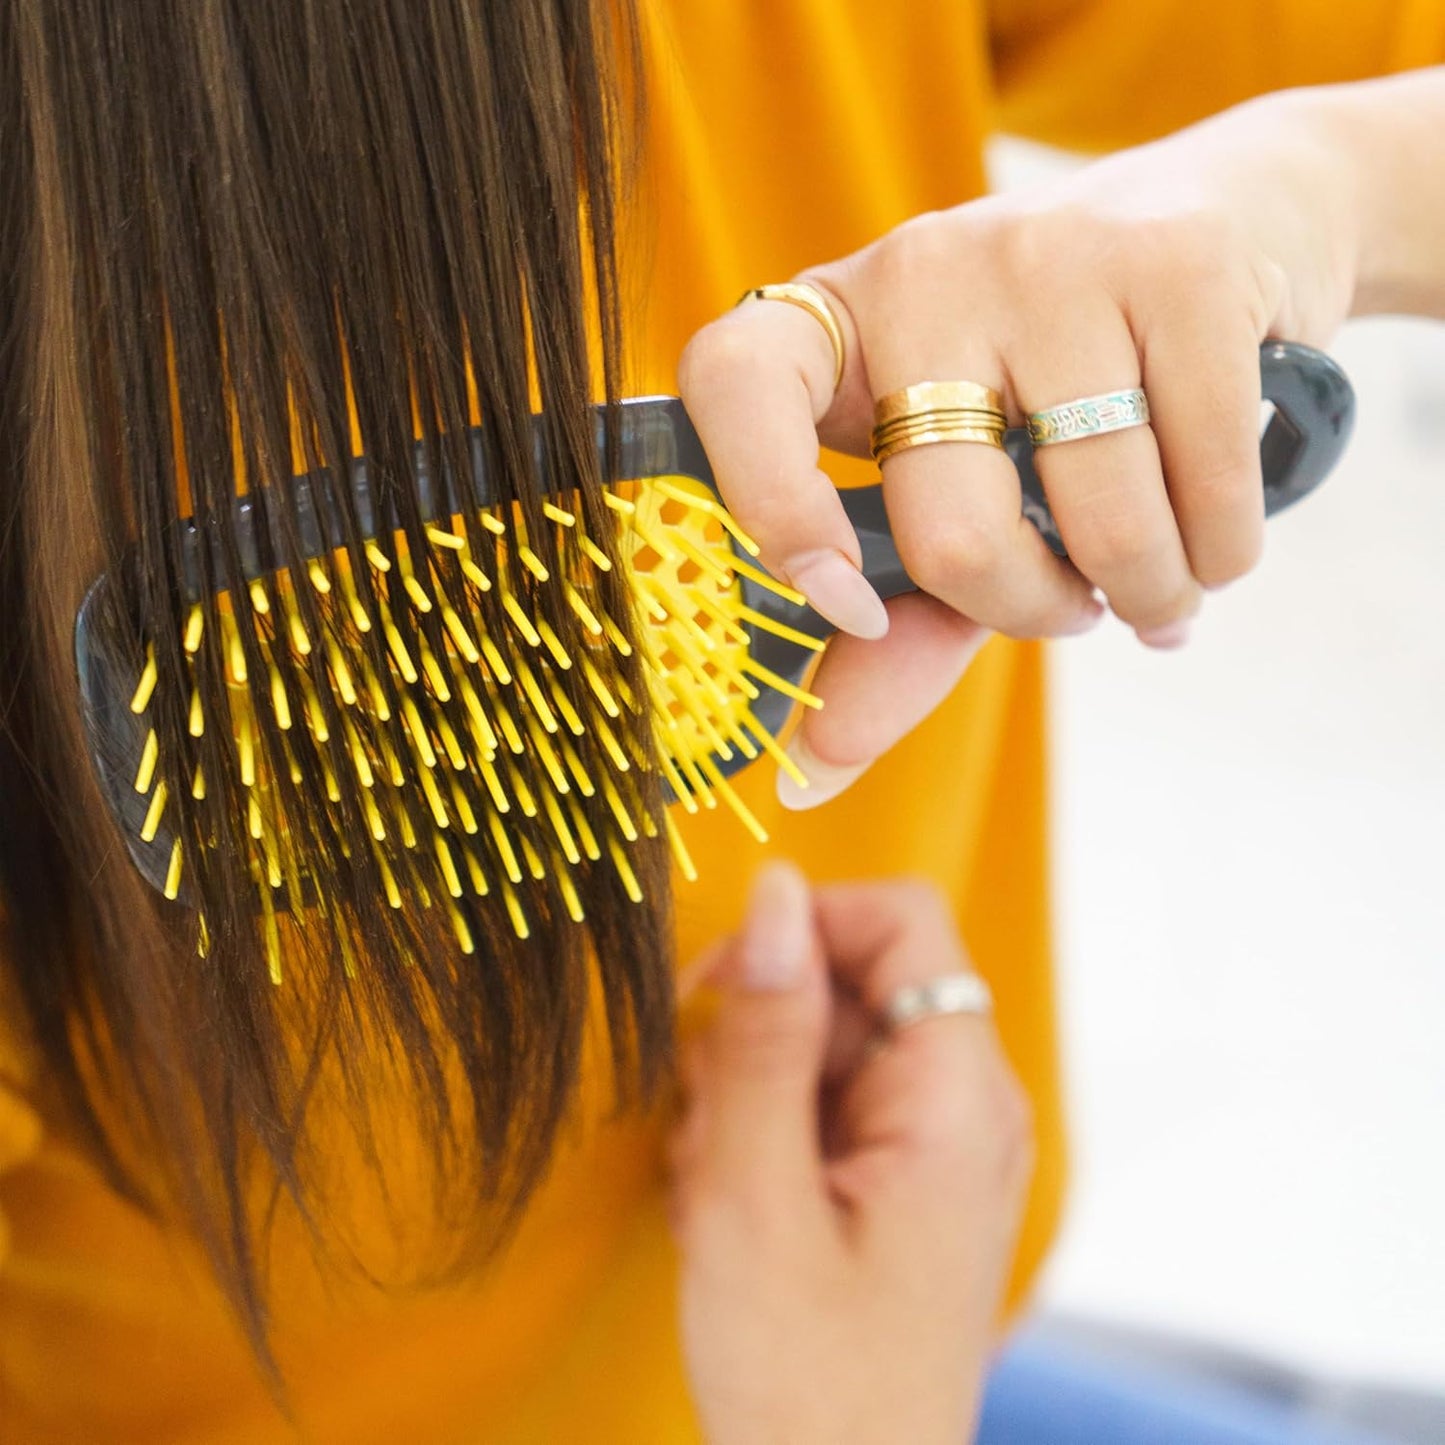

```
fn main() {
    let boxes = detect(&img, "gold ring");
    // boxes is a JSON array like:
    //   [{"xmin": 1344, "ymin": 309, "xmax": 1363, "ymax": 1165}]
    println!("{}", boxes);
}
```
[
  {"xmin": 737, "ymin": 282, "xmax": 846, "ymax": 392},
  {"xmin": 874, "ymin": 380, "xmax": 1005, "ymax": 426},
  {"xmin": 869, "ymin": 379, "xmax": 1007, "ymax": 465}
]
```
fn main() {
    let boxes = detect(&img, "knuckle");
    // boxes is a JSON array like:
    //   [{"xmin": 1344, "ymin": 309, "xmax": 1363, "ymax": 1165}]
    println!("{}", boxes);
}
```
[
  {"xmin": 677, "ymin": 319, "xmax": 755, "ymax": 399},
  {"xmin": 883, "ymin": 875, "xmax": 952, "ymax": 930},
  {"xmin": 903, "ymin": 514, "xmax": 1007, "ymax": 597},
  {"xmin": 1070, "ymin": 508, "xmax": 1166, "ymax": 577},
  {"xmin": 859, "ymin": 210, "xmax": 958, "ymax": 297}
]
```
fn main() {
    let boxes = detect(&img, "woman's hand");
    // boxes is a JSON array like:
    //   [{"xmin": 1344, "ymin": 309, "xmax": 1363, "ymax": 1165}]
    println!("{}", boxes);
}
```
[
  {"xmin": 671, "ymin": 864, "xmax": 1033, "ymax": 1445},
  {"xmin": 680, "ymin": 84, "xmax": 1375, "ymax": 806}
]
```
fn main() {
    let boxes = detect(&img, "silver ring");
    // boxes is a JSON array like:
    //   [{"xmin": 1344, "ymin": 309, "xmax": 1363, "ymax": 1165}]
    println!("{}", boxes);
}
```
[
  {"xmin": 1027, "ymin": 387, "xmax": 1150, "ymax": 447},
  {"xmin": 882, "ymin": 973, "xmax": 994, "ymax": 1034}
]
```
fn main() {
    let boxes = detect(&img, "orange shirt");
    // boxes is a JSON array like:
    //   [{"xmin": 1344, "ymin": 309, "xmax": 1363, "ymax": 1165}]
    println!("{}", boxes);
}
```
[{"xmin": 2, "ymin": 3, "xmax": 1441, "ymax": 1440}]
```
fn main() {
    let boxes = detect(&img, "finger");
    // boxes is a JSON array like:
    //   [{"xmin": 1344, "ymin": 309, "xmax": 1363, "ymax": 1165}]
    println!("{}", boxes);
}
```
[
  {"xmin": 678, "ymin": 290, "xmax": 889, "ymax": 640},
  {"xmin": 1017, "ymin": 306, "xmax": 1201, "ymax": 640},
  {"xmin": 853, "ymin": 293, "xmax": 1102, "ymax": 638},
  {"xmin": 1142, "ymin": 314, "xmax": 1264, "ymax": 592},
  {"xmin": 684, "ymin": 862, "xmax": 833, "ymax": 1218},
  {"xmin": 777, "ymin": 593, "xmax": 991, "ymax": 809}
]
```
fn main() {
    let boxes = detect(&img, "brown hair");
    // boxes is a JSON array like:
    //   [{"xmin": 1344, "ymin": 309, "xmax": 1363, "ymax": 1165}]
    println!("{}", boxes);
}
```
[{"xmin": 0, "ymin": 0, "xmax": 665, "ymax": 1368}]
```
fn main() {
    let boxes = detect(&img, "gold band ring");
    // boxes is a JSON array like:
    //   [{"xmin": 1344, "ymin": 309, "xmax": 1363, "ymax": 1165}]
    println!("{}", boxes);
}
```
[
  {"xmin": 869, "ymin": 379, "xmax": 1007, "ymax": 465},
  {"xmin": 737, "ymin": 282, "xmax": 846, "ymax": 392}
]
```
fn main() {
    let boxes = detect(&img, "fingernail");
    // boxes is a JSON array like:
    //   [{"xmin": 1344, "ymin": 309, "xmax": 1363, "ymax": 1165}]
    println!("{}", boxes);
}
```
[
  {"xmin": 1137, "ymin": 619, "xmax": 1192, "ymax": 649},
  {"xmin": 1065, "ymin": 599, "xmax": 1107, "ymax": 636},
  {"xmin": 784, "ymin": 550, "xmax": 889, "ymax": 641},
  {"xmin": 776, "ymin": 734, "xmax": 870, "ymax": 811},
  {"xmin": 739, "ymin": 861, "xmax": 812, "ymax": 991}
]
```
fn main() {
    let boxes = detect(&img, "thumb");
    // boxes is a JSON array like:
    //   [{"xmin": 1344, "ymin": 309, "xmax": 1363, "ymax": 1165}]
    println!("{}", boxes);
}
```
[{"xmin": 688, "ymin": 861, "xmax": 832, "ymax": 1214}]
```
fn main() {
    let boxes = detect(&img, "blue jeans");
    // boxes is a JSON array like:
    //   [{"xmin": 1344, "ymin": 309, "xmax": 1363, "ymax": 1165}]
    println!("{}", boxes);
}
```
[{"xmin": 977, "ymin": 1337, "xmax": 1395, "ymax": 1445}]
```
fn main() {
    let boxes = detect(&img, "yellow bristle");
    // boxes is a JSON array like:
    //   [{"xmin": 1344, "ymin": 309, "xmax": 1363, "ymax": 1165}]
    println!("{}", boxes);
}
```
[
  {"xmin": 502, "ymin": 885, "xmax": 530, "ymax": 940},
  {"xmin": 344, "ymin": 724, "xmax": 376, "ymax": 788},
  {"xmin": 745, "ymin": 712, "xmax": 810, "ymax": 787},
  {"xmin": 448, "ymin": 778, "xmax": 479, "ymax": 835},
  {"xmin": 541, "ymin": 788, "xmax": 581, "ymax": 865},
  {"xmin": 601, "ymin": 776, "xmax": 639, "ymax": 842},
  {"xmin": 197, "ymin": 913, "xmax": 211, "ymax": 959},
  {"xmin": 326, "ymin": 641, "xmax": 358, "ymax": 706},
  {"xmin": 435, "ymin": 835, "xmax": 464, "ymax": 898},
  {"xmin": 519, "ymin": 836, "xmax": 545, "ymax": 882},
  {"xmin": 238, "ymin": 711, "xmax": 257, "ymax": 787},
  {"xmin": 338, "ymin": 928, "xmax": 358, "ymax": 980},
  {"xmin": 402, "ymin": 570, "xmax": 434, "ymax": 613},
  {"xmin": 491, "ymin": 695, "xmax": 525, "ymax": 754},
  {"xmin": 419, "ymin": 641, "xmax": 452, "ymax": 702},
  {"xmin": 287, "ymin": 607, "xmax": 312, "ymax": 657},
  {"xmin": 191, "ymin": 765, "xmax": 207, "ymax": 801},
  {"xmin": 163, "ymin": 839, "xmax": 185, "ymax": 900},
  {"xmin": 249, "ymin": 579, "xmax": 272, "ymax": 615},
  {"xmin": 517, "ymin": 544, "xmax": 550, "ymax": 583},
  {"xmin": 248, "ymin": 794, "xmax": 264, "ymax": 841},
  {"xmin": 376, "ymin": 853, "xmax": 403, "ymax": 910},
  {"xmin": 559, "ymin": 737, "xmax": 597, "ymax": 798},
  {"xmin": 400, "ymin": 696, "xmax": 438, "ymax": 769},
  {"xmin": 566, "ymin": 795, "xmax": 602, "ymax": 862},
  {"xmin": 308, "ymin": 560, "xmax": 332, "ymax": 594},
  {"xmin": 268, "ymin": 665, "xmax": 293, "ymax": 730},
  {"xmin": 478, "ymin": 510, "xmax": 508, "ymax": 537},
  {"xmin": 698, "ymin": 756, "xmax": 769, "ymax": 843},
  {"xmin": 741, "ymin": 657, "xmax": 825, "ymax": 708},
  {"xmin": 557, "ymin": 870, "xmax": 585, "ymax": 923},
  {"xmin": 525, "ymin": 718, "xmax": 570, "ymax": 796},
  {"xmin": 500, "ymin": 589, "xmax": 543, "ymax": 649},
  {"xmin": 736, "ymin": 605, "xmax": 827, "ymax": 654},
  {"xmin": 427, "ymin": 526, "xmax": 466, "ymax": 551},
  {"xmin": 395, "ymin": 802, "xmax": 419, "ymax": 850},
  {"xmin": 134, "ymin": 730, "xmax": 160, "ymax": 794},
  {"xmin": 510, "ymin": 770, "xmax": 539, "ymax": 820},
  {"xmin": 608, "ymin": 839, "xmax": 643, "ymax": 904},
  {"xmin": 183, "ymin": 604, "xmax": 205, "ymax": 654},
  {"xmin": 717, "ymin": 552, "xmax": 808, "ymax": 608},
  {"xmin": 668, "ymin": 675, "xmax": 733, "ymax": 760},
  {"xmin": 339, "ymin": 567, "xmax": 373, "ymax": 632},
  {"xmin": 658, "ymin": 749, "xmax": 699, "ymax": 815},
  {"xmin": 665, "ymin": 525, "xmax": 737, "ymax": 589},
  {"xmin": 299, "ymin": 672, "xmax": 329, "ymax": 742},
  {"xmin": 362, "ymin": 790, "xmax": 387, "ymax": 842},
  {"xmin": 563, "ymin": 583, "xmax": 603, "ymax": 635},
  {"xmin": 547, "ymin": 679, "xmax": 586, "ymax": 738},
  {"xmin": 674, "ymin": 748, "xmax": 718, "ymax": 810},
  {"xmin": 140, "ymin": 780, "xmax": 168, "ymax": 842},
  {"xmin": 365, "ymin": 542, "xmax": 392, "ymax": 573},
  {"xmin": 378, "ymin": 732, "xmax": 407, "ymax": 787},
  {"xmin": 603, "ymin": 492, "xmax": 636, "ymax": 517},
  {"xmin": 131, "ymin": 648, "xmax": 159, "ymax": 714},
  {"xmin": 419, "ymin": 766, "xmax": 451, "ymax": 829},
  {"xmin": 435, "ymin": 714, "xmax": 467, "ymax": 772},
  {"xmin": 600, "ymin": 612, "xmax": 633, "ymax": 657},
  {"xmin": 536, "ymin": 618, "xmax": 571, "ymax": 670},
  {"xmin": 479, "ymin": 757, "xmax": 511, "ymax": 813},
  {"xmin": 361, "ymin": 658, "xmax": 393, "ymax": 721},
  {"xmin": 458, "ymin": 678, "xmax": 499, "ymax": 755},
  {"xmin": 463, "ymin": 846, "xmax": 490, "ymax": 896},
  {"xmin": 479, "ymin": 635, "xmax": 512, "ymax": 685},
  {"xmin": 226, "ymin": 626, "xmax": 249, "ymax": 685},
  {"xmin": 592, "ymin": 714, "xmax": 631, "ymax": 774},
  {"xmin": 513, "ymin": 658, "xmax": 558, "ymax": 734},
  {"xmin": 722, "ymin": 715, "xmax": 761, "ymax": 762},
  {"xmin": 449, "ymin": 904, "xmax": 476, "ymax": 954},
  {"xmin": 322, "ymin": 758, "xmax": 342, "ymax": 803},
  {"xmin": 382, "ymin": 617, "xmax": 419, "ymax": 683},
  {"xmin": 665, "ymin": 814, "xmax": 699, "ymax": 882},
  {"xmin": 440, "ymin": 603, "xmax": 481, "ymax": 664},
  {"xmin": 544, "ymin": 502, "xmax": 576, "ymax": 528},
  {"xmin": 487, "ymin": 811, "xmax": 524, "ymax": 885},
  {"xmin": 461, "ymin": 556, "xmax": 493, "ymax": 592},
  {"xmin": 577, "ymin": 534, "xmax": 613, "ymax": 572},
  {"xmin": 684, "ymin": 585, "xmax": 753, "ymax": 647}
]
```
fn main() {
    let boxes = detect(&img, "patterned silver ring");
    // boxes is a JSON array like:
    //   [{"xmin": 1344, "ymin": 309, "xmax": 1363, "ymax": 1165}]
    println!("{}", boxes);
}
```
[
  {"xmin": 1027, "ymin": 387, "xmax": 1150, "ymax": 447},
  {"xmin": 882, "ymin": 973, "xmax": 994, "ymax": 1034}
]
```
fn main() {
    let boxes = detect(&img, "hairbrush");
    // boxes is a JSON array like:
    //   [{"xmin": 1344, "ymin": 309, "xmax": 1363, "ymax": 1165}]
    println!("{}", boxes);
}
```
[{"xmin": 75, "ymin": 340, "xmax": 1353, "ymax": 957}]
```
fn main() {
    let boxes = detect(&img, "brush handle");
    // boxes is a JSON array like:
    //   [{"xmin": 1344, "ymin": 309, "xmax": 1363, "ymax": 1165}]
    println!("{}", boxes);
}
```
[{"xmin": 831, "ymin": 339, "xmax": 1355, "ymax": 603}]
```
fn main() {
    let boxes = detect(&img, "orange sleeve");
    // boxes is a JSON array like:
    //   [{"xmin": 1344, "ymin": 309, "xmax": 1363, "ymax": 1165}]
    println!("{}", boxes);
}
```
[{"xmin": 989, "ymin": 0, "xmax": 1445, "ymax": 151}]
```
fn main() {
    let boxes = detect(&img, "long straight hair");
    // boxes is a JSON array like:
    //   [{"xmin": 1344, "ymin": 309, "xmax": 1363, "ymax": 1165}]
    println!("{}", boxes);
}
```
[{"xmin": 0, "ymin": 0, "xmax": 664, "ymax": 1363}]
